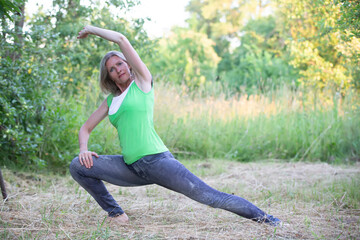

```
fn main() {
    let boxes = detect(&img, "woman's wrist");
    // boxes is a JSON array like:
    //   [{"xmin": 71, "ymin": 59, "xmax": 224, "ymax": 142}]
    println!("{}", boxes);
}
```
[{"xmin": 85, "ymin": 25, "xmax": 94, "ymax": 34}]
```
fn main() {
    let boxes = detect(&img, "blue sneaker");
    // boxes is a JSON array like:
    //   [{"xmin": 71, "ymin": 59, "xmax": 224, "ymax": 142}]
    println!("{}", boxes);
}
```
[{"xmin": 263, "ymin": 214, "xmax": 281, "ymax": 227}]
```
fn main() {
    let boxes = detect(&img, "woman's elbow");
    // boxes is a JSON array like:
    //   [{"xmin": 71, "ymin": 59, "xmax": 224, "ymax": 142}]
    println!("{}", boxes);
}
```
[
  {"xmin": 79, "ymin": 124, "xmax": 91, "ymax": 136},
  {"xmin": 116, "ymin": 34, "xmax": 129, "ymax": 46}
]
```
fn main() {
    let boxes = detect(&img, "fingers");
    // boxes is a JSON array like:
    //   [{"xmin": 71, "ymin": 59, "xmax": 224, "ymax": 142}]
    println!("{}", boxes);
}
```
[
  {"xmin": 77, "ymin": 31, "xmax": 88, "ymax": 39},
  {"xmin": 77, "ymin": 27, "xmax": 89, "ymax": 39},
  {"xmin": 78, "ymin": 151, "xmax": 98, "ymax": 169},
  {"xmin": 93, "ymin": 151, "xmax": 99, "ymax": 158},
  {"xmin": 78, "ymin": 152, "xmax": 90, "ymax": 168}
]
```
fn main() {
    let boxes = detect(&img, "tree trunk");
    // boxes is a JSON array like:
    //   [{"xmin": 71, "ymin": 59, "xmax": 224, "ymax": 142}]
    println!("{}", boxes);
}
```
[
  {"xmin": 0, "ymin": 169, "xmax": 7, "ymax": 200},
  {"xmin": 11, "ymin": 1, "xmax": 25, "ymax": 61},
  {"xmin": 1, "ymin": 16, "xmax": 7, "ymax": 39}
]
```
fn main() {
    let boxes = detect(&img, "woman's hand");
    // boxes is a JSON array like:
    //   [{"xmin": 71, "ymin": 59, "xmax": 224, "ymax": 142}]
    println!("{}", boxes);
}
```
[
  {"xmin": 78, "ymin": 150, "xmax": 99, "ymax": 169},
  {"xmin": 77, "ymin": 26, "xmax": 91, "ymax": 39}
]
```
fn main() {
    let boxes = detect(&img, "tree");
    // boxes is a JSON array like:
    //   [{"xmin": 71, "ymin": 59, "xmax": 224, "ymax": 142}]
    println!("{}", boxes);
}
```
[
  {"xmin": 276, "ymin": 0, "xmax": 359, "ymax": 93},
  {"xmin": 1, "ymin": 0, "xmax": 25, "ymax": 60},
  {"xmin": 186, "ymin": 0, "xmax": 254, "ymax": 58},
  {"xmin": 336, "ymin": 0, "xmax": 360, "ymax": 39},
  {"xmin": 151, "ymin": 27, "xmax": 220, "ymax": 91},
  {"xmin": 218, "ymin": 15, "xmax": 297, "ymax": 94},
  {"xmin": 0, "ymin": 0, "xmax": 153, "ymax": 170}
]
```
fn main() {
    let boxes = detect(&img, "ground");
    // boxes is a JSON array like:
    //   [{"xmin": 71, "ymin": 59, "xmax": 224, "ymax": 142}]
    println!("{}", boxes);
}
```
[{"xmin": 1, "ymin": 160, "xmax": 359, "ymax": 239}]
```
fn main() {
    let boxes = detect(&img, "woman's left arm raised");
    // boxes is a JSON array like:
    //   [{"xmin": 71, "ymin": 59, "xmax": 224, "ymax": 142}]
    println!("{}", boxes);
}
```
[{"xmin": 78, "ymin": 25, "xmax": 152, "ymax": 92}]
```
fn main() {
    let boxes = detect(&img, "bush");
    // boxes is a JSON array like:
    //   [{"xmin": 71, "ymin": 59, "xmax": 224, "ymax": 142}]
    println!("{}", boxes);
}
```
[{"xmin": 0, "ymin": 30, "xmax": 59, "ymax": 169}]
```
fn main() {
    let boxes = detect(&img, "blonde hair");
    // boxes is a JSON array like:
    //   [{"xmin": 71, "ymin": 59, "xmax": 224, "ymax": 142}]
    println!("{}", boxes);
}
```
[{"xmin": 99, "ymin": 51, "xmax": 129, "ymax": 95}]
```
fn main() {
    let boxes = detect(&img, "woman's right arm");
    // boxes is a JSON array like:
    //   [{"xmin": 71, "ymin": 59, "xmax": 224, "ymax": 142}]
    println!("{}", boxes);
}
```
[
  {"xmin": 77, "ymin": 25, "xmax": 152, "ymax": 92},
  {"xmin": 78, "ymin": 99, "xmax": 108, "ymax": 168}
]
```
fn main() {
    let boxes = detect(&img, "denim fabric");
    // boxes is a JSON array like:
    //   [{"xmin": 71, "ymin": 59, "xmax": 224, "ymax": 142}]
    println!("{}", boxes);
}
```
[
  {"xmin": 69, "ymin": 155, "xmax": 150, "ymax": 217},
  {"xmin": 69, "ymin": 151, "xmax": 267, "ymax": 221}
]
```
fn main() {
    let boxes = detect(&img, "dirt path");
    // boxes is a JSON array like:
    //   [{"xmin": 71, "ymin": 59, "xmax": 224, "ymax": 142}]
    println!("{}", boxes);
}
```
[{"xmin": 1, "ymin": 160, "xmax": 359, "ymax": 239}]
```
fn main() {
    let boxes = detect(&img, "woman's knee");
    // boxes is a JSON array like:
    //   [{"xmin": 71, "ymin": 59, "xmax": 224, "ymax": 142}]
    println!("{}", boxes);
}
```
[{"xmin": 69, "ymin": 157, "xmax": 81, "ymax": 176}]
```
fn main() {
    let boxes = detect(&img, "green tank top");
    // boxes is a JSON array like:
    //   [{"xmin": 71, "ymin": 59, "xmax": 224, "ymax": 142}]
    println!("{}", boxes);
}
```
[{"xmin": 107, "ymin": 82, "xmax": 168, "ymax": 165}]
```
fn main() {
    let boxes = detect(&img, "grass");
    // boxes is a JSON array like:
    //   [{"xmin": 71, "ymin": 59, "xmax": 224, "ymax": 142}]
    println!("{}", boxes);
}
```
[
  {"xmin": 29, "ymin": 81, "xmax": 360, "ymax": 170},
  {"xmin": 73, "ymin": 82, "xmax": 360, "ymax": 164},
  {"xmin": 153, "ymin": 83, "xmax": 360, "ymax": 162},
  {"xmin": 1, "ymin": 160, "xmax": 359, "ymax": 239}
]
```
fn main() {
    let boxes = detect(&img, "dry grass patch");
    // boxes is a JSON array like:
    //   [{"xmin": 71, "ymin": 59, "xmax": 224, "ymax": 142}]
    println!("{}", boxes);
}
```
[{"xmin": 1, "ymin": 160, "xmax": 359, "ymax": 239}]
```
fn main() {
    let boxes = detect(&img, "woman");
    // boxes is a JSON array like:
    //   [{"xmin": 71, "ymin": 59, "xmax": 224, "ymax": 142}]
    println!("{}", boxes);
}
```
[{"xmin": 69, "ymin": 25, "xmax": 281, "ymax": 226}]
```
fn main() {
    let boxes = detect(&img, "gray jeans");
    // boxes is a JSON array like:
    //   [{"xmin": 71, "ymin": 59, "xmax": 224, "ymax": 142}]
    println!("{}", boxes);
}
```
[{"xmin": 69, "ymin": 151, "xmax": 267, "ymax": 222}]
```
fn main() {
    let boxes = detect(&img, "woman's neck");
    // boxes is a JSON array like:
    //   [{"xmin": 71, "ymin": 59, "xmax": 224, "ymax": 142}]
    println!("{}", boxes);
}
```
[{"xmin": 116, "ymin": 79, "xmax": 132, "ymax": 93}]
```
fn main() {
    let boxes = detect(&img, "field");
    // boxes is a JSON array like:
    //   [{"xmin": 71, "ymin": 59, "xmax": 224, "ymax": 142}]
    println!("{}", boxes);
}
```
[
  {"xmin": 1, "ymin": 160, "xmax": 359, "ymax": 239},
  {"xmin": 1, "ymin": 1, "xmax": 360, "ymax": 239}
]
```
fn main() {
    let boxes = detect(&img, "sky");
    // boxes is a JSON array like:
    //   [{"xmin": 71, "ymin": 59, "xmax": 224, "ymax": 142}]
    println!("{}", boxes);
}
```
[
  {"xmin": 25, "ymin": 0, "xmax": 190, "ymax": 38},
  {"xmin": 126, "ymin": 0, "xmax": 190, "ymax": 38}
]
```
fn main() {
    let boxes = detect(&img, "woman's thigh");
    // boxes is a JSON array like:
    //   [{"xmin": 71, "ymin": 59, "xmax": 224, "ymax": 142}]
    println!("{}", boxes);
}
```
[
  {"xmin": 70, "ymin": 155, "xmax": 152, "ymax": 187},
  {"xmin": 131, "ymin": 152, "xmax": 218, "ymax": 203}
]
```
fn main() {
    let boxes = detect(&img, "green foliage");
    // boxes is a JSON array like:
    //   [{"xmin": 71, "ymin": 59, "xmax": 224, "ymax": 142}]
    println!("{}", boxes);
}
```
[
  {"xmin": 220, "ymin": 47, "xmax": 297, "ymax": 95},
  {"xmin": 186, "ymin": 0, "xmax": 259, "ymax": 57},
  {"xmin": 218, "ymin": 16, "xmax": 298, "ymax": 94},
  {"xmin": 151, "ymin": 27, "xmax": 220, "ymax": 90},
  {"xmin": 28, "ymin": 0, "xmax": 154, "ymax": 97},
  {"xmin": 0, "ymin": 20, "xmax": 59, "ymax": 168},
  {"xmin": 1, "ymin": 0, "xmax": 360, "ymax": 171},
  {"xmin": 0, "ymin": 0, "xmax": 23, "ymax": 21},
  {"xmin": 336, "ymin": 0, "xmax": 360, "ymax": 39},
  {"xmin": 276, "ymin": 0, "xmax": 359, "ymax": 93},
  {"xmin": 182, "ymin": 0, "xmax": 360, "ymax": 96},
  {"xmin": 0, "ymin": 0, "xmax": 151, "ymax": 170}
]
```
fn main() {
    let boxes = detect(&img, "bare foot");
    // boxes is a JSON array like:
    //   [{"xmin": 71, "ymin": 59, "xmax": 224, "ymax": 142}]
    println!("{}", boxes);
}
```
[{"xmin": 106, "ymin": 213, "xmax": 129, "ymax": 225}]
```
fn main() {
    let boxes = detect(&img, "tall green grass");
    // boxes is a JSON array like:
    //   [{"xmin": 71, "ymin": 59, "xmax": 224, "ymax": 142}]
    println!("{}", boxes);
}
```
[
  {"xmin": 153, "ymin": 83, "xmax": 360, "ymax": 163},
  {"xmin": 42, "ymin": 80, "xmax": 360, "ymax": 169}
]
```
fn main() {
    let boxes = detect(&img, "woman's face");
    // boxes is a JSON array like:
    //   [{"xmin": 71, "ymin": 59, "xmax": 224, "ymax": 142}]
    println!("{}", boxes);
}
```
[{"xmin": 106, "ymin": 55, "xmax": 131, "ymax": 86}]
